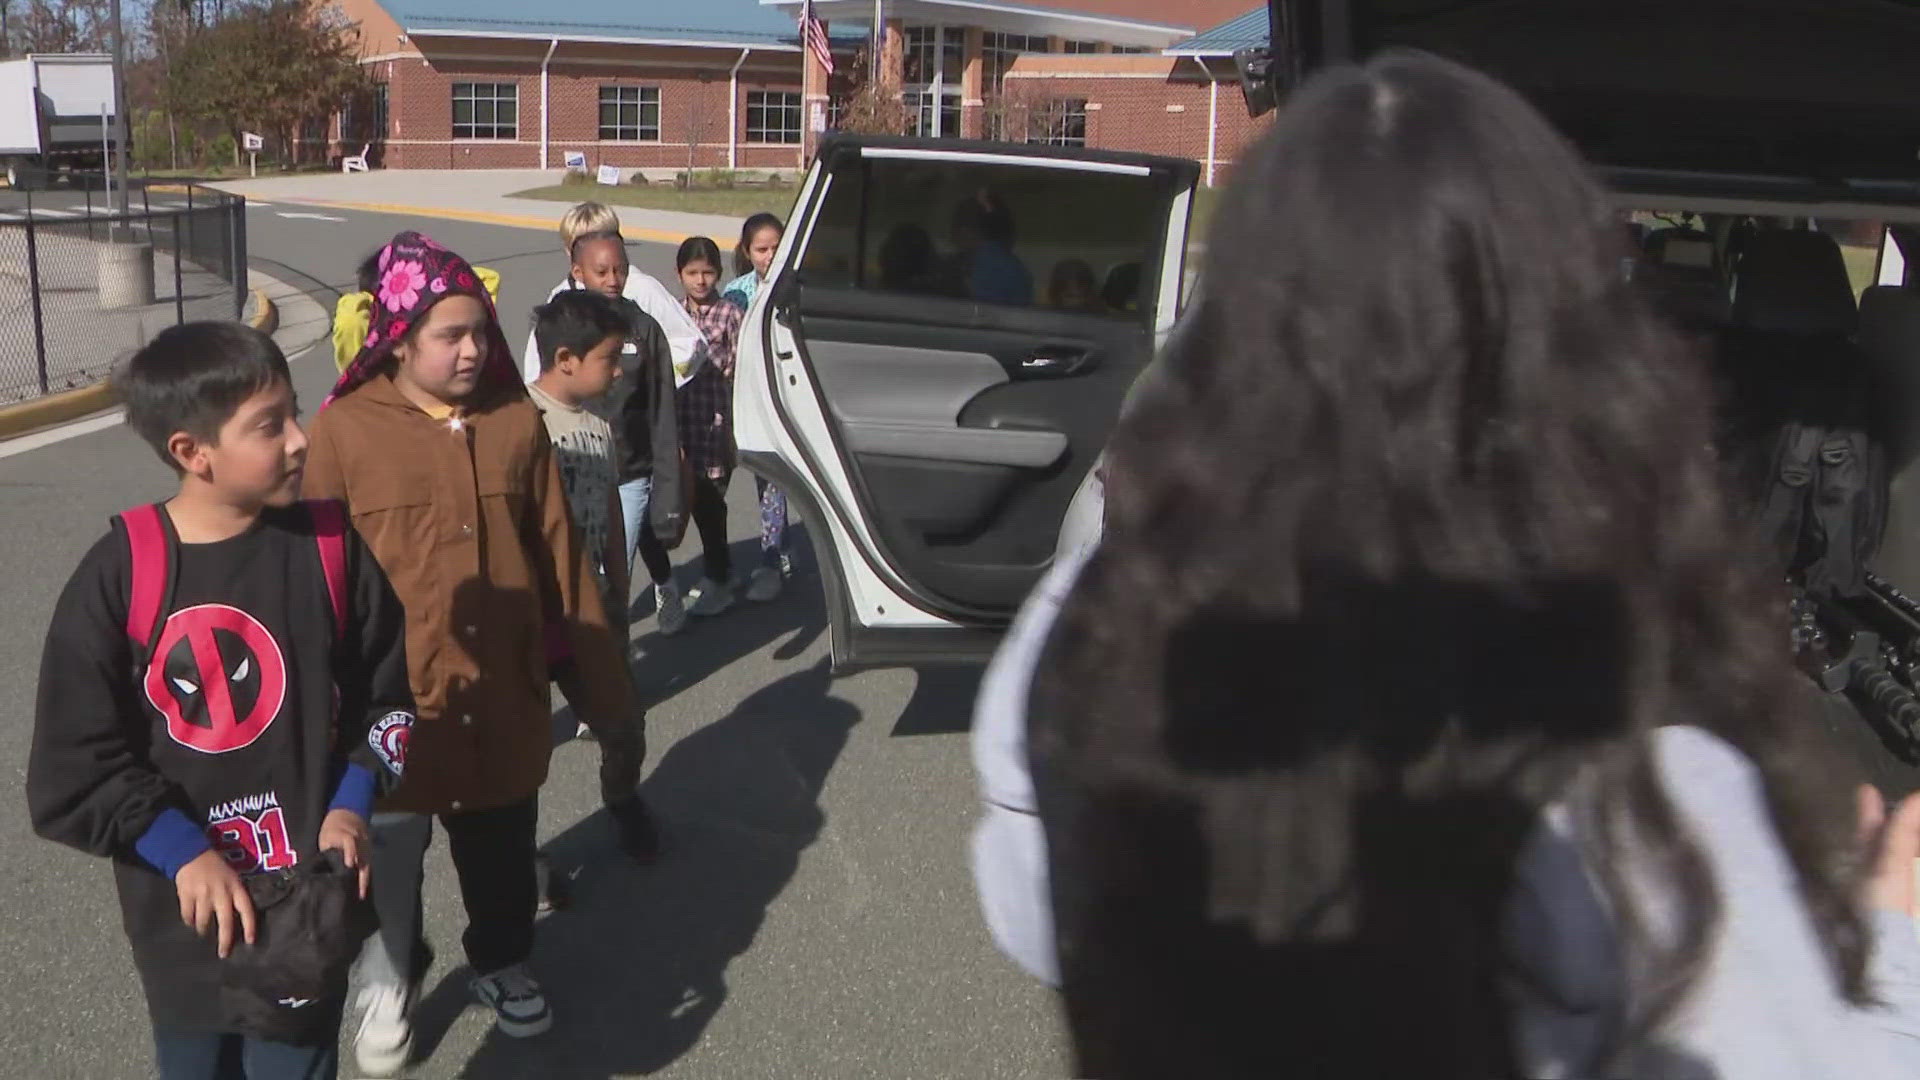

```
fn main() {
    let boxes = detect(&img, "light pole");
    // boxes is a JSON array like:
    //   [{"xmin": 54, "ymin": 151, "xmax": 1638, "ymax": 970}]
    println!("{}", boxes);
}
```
[{"xmin": 108, "ymin": 0, "xmax": 129, "ymax": 222}]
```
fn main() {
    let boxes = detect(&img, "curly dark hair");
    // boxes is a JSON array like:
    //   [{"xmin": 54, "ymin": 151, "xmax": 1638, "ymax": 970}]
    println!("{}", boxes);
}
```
[{"xmin": 1029, "ymin": 51, "xmax": 1867, "ymax": 1078}]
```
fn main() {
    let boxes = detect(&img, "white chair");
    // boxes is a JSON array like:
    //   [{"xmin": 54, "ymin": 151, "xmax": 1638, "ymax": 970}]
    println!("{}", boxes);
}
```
[{"xmin": 342, "ymin": 144, "xmax": 370, "ymax": 174}]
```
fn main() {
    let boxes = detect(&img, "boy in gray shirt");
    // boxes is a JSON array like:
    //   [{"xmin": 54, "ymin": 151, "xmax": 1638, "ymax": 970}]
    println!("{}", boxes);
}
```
[{"xmin": 529, "ymin": 289, "xmax": 658, "ymax": 866}]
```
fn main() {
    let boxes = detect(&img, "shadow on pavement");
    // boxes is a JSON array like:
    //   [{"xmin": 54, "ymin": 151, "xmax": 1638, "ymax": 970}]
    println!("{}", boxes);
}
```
[
  {"xmin": 416, "ymin": 658, "xmax": 861, "ymax": 1078},
  {"xmin": 891, "ymin": 665, "xmax": 985, "ymax": 738},
  {"xmin": 623, "ymin": 530, "xmax": 826, "ymax": 711}
]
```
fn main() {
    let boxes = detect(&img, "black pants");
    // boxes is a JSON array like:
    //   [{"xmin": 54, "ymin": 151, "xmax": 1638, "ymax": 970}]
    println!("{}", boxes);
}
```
[
  {"xmin": 359, "ymin": 797, "xmax": 538, "ymax": 985},
  {"xmin": 690, "ymin": 473, "xmax": 731, "ymax": 582}
]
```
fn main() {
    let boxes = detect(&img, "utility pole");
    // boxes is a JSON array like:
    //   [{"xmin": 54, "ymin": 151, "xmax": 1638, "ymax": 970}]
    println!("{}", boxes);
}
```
[{"xmin": 109, "ymin": 0, "xmax": 129, "ymax": 222}]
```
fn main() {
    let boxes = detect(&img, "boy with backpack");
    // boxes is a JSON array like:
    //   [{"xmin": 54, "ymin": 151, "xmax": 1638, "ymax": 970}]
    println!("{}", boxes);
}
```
[{"xmin": 28, "ymin": 321, "xmax": 415, "ymax": 1080}]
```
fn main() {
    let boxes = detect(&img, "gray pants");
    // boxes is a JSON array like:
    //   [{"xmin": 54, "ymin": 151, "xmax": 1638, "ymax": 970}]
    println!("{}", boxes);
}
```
[{"xmin": 354, "ymin": 798, "xmax": 540, "ymax": 989}]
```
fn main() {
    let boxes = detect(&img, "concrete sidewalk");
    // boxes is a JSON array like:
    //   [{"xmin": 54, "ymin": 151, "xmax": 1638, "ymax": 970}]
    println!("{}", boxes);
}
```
[{"xmin": 209, "ymin": 170, "xmax": 755, "ymax": 245}]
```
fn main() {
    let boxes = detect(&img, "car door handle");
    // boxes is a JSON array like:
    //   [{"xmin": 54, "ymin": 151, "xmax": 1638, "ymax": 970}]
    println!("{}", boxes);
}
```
[{"xmin": 1019, "ymin": 347, "xmax": 1094, "ymax": 378}]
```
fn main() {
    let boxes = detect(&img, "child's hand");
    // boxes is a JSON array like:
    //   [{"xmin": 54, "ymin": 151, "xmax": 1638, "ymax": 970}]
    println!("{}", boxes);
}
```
[
  {"xmin": 175, "ymin": 849, "xmax": 257, "ymax": 958},
  {"xmin": 1859, "ymin": 784, "xmax": 1920, "ymax": 917},
  {"xmin": 319, "ymin": 808, "xmax": 372, "ymax": 899}
]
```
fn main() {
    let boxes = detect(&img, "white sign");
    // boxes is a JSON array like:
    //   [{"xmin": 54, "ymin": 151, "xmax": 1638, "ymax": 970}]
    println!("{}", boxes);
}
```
[
  {"xmin": 810, "ymin": 103, "xmax": 826, "ymax": 133},
  {"xmin": 241, "ymin": 132, "xmax": 264, "ymax": 151},
  {"xmin": 596, "ymin": 164, "xmax": 622, "ymax": 186},
  {"xmin": 563, "ymin": 151, "xmax": 586, "ymax": 170}
]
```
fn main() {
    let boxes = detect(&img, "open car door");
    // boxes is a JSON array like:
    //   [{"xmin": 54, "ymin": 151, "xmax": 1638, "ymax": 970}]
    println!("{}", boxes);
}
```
[{"xmin": 735, "ymin": 136, "xmax": 1198, "ymax": 670}]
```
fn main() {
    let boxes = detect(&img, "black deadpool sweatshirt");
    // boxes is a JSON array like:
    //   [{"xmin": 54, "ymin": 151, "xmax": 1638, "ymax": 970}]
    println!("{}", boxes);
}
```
[{"xmin": 27, "ymin": 504, "xmax": 414, "ymax": 1036}]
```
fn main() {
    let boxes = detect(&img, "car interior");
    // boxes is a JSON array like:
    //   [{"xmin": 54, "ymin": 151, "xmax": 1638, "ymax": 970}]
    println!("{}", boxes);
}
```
[
  {"xmin": 1629, "ymin": 215, "xmax": 1920, "ymax": 789},
  {"xmin": 772, "ymin": 139, "xmax": 1195, "ymax": 620}
]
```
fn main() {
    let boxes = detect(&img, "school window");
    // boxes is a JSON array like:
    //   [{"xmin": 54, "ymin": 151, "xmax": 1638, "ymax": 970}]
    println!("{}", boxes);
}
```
[
  {"xmin": 1028, "ymin": 98, "xmax": 1088, "ymax": 147},
  {"xmin": 1111, "ymin": 45, "xmax": 1151, "ymax": 54},
  {"xmin": 1063, "ymin": 40, "xmax": 1101, "ymax": 54},
  {"xmin": 746, "ymin": 90, "xmax": 802, "ymax": 144},
  {"xmin": 371, "ymin": 83, "xmax": 389, "ymax": 139},
  {"xmin": 982, "ymin": 30, "xmax": 1051, "ymax": 90},
  {"xmin": 598, "ymin": 86, "xmax": 660, "ymax": 141},
  {"xmin": 452, "ymin": 82, "xmax": 517, "ymax": 140}
]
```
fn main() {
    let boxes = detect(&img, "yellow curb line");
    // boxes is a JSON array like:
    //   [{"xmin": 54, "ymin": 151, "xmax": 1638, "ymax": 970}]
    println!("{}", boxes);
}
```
[
  {"xmin": 272, "ymin": 196, "xmax": 696, "ymax": 246},
  {"xmin": 0, "ymin": 285, "xmax": 277, "ymax": 442}
]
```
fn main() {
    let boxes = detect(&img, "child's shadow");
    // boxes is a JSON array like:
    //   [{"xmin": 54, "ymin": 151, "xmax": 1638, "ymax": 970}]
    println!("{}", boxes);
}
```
[{"xmin": 414, "ymin": 659, "xmax": 861, "ymax": 1079}]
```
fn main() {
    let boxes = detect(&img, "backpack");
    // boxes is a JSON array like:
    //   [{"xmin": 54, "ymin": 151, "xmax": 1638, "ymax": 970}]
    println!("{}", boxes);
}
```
[
  {"xmin": 1756, "ymin": 419, "xmax": 1887, "ymax": 601},
  {"xmin": 118, "ymin": 500, "xmax": 350, "ymax": 665}
]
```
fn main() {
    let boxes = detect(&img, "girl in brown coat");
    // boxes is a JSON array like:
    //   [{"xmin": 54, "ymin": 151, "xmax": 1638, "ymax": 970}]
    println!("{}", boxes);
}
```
[{"xmin": 304, "ymin": 231, "xmax": 640, "ymax": 1076}]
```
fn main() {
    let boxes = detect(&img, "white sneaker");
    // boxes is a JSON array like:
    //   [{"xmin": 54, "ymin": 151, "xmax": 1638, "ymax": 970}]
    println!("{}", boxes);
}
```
[
  {"xmin": 686, "ymin": 577, "xmax": 735, "ymax": 617},
  {"xmin": 352, "ymin": 982, "xmax": 414, "ymax": 1077},
  {"xmin": 746, "ymin": 565, "xmax": 784, "ymax": 602},
  {"xmin": 470, "ymin": 962, "xmax": 554, "ymax": 1037},
  {"xmin": 655, "ymin": 581, "xmax": 687, "ymax": 636}
]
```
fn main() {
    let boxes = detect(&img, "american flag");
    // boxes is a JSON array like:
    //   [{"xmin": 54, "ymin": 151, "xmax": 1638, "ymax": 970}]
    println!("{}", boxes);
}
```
[{"xmin": 801, "ymin": 0, "xmax": 835, "ymax": 74}]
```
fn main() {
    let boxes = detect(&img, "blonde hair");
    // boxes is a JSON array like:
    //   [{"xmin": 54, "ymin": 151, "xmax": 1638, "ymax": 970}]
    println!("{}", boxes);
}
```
[{"xmin": 559, "ymin": 202, "xmax": 622, "ymax": 251}]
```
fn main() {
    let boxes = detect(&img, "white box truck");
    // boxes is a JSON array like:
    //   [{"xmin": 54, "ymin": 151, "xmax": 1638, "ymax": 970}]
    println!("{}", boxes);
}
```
[{"xmin": 0, "ymin": 54, "xmax": 118, "ymax": 190}]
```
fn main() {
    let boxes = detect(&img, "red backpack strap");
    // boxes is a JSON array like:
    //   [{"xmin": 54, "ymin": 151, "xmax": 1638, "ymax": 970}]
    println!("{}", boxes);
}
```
[
  {"xmin": 118, "ymin": 503, "xmax": 170, "ymax": 649},
  {"xmin": 305, "ymin": 499, "xmax": 350, "ymax": 643}
]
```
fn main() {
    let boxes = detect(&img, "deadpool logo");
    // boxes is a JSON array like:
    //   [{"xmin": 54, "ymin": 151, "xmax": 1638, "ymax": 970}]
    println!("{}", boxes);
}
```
[{"xmin": 143, "ymin": 604, "xmax": 287, "ymax": 754}]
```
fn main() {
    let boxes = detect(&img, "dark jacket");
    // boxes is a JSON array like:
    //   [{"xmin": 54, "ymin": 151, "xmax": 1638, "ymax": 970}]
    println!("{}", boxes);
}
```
[
  {"xmin": 606, "ymin": 294, "xmax": 684, "ymax": 537},
  {"xmin": 28, "ymin": 505, "xmax": 413, "ymax": 1040}
]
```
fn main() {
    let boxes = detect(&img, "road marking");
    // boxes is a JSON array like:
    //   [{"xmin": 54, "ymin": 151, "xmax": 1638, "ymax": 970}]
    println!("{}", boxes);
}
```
[
  {"xmin": 30, "ymin": 208, "xmax": 77, "ymax": 218},
  {"xmin": 276, "ymin": 211, "xmax": 346, "ymax": 222}
]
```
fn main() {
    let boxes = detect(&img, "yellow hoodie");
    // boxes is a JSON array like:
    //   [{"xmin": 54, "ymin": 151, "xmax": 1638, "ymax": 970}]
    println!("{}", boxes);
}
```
[{"xmin": 332, "ymin": 265, "xmax": 501, "ymax": 372}]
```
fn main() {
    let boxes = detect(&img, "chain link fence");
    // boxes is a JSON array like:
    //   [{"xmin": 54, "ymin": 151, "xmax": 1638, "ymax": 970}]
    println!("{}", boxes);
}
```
[{"xmin": 0, "ymin": 178, "xmax": 248, "ymax": 406}]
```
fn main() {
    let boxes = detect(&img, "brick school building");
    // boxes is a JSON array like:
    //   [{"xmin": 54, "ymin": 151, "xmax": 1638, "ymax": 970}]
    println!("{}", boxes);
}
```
[{"xmin": 308, "ymin": 0, "xmax": 1271, "ymax": 185}]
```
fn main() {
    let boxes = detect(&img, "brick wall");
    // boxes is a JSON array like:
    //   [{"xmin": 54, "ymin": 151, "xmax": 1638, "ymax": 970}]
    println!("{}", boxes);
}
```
[
  {"xmin": 1003, "ymin": 55, "xmax": 1272, "ymax": 185},
  {"xmin": 350, "ymin": 43, "xmax": 808, "ymax": 172}
]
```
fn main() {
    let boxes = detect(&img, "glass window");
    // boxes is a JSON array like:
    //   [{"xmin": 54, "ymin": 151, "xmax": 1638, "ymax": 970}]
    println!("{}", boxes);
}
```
[
  {"xmin": 746, "ymin": 90, "xmax": 802, "ymax": 144},
  {"xmin": 1028, "ymin": 99, "xmax": 1088, "ymax": 148},
  {"xmin": 1112, "ymin": 45, "xmax": 1152, "ymax": 54},
  {"xmin": 599, "ymin": 86, "xmax": 661, "ymax": 141},
  {"xmin": 982, "ymin": 31, "xmax": 1051, "ymax": 90},
  {"xmin": 1063, "ymin": 40, "xmax": 1101, "ymax": 54},
  {"xmin": 798, "ymin": 154, "xmax": 1171, "ymax": 319},
  {"xmin": 371, "ymin": 83, "xmax": 388, "ymax": 140},
  {"xmin": 452, "ymin": 82, "xmax": 517, "ymax": 140}
]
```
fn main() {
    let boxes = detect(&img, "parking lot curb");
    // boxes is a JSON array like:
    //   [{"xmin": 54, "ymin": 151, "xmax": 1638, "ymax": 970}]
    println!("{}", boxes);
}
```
[{"xmin": 0, "ymin": 286, "xmax": 277, "ymax": 441}]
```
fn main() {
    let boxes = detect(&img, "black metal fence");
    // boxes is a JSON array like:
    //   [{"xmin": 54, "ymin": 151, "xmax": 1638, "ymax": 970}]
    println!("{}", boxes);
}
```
[{"xmin": 0, "ymin": 177, "xmax": 248, "ymax": 406}]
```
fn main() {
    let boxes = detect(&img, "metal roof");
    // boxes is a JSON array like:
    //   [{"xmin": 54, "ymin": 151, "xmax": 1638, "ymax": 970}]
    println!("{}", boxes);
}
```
[
  {"xmin": 386, "ymin": 0, "xmax": 864, "ymax": 49},
  {"xmin": 1164, "ymin": 6, "xmax": 1265, "ymax": 56}
]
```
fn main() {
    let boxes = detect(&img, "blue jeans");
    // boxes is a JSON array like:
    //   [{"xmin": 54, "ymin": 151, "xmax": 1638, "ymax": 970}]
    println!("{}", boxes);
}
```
[
  {"xmin": 153, "ymin": 1030, "xmax": 337, "ymax": 1080},
  {"xmin": 618, "ymin": 476, "xmax": 673, "ymax": 586}
]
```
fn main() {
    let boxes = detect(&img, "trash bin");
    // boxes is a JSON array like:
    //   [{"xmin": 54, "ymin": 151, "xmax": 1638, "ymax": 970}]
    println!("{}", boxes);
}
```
[{"xmin": 98, "ymin": 239, "xmax": 155, "ymax": 309}]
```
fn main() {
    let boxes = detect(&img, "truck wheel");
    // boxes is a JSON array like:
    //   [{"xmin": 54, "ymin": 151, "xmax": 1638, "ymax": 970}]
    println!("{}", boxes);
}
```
[{"xmin": 5, "ymin": 161, "xmax": 35, "ymax": 192}]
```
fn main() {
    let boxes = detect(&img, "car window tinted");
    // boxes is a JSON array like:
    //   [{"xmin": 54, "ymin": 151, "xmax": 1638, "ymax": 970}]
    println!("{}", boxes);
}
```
[{"xmin": 799, "ymin": 156, "xmax": 1167, "ymax": 320}]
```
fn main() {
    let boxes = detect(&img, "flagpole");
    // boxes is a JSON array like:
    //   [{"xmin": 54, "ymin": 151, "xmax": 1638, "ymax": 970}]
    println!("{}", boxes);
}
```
[{"xmin": 872, "ymin": 0, "xmax": 882, "ymax": 83}]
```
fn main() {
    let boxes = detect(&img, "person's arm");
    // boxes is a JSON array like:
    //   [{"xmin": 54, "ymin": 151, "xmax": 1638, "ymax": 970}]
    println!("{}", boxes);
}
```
[
  {"xmin": 526, "ymin": 423, "xmax": 641, "ymax": 766},
  {"xmin": 603, "ymin": 476, "xmax": 629, "ymax": 605},
  {"xmin": 328, "ymin": 524, "xmax": 414, "ymax": 815},
  {"xmin": 627, "ymin": 271, "xmax": 707, "ymax": 385},
  {"xmin": 27, "ymin": 540, "xmax": 206, "ymax": 877},
  {"xmin": 642, "ymin": 318, "xmax": 685, "ymax": 540}
]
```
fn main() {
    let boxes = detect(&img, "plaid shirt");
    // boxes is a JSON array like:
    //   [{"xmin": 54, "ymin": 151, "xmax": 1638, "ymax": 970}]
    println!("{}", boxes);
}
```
[{"xmin": 679, "ymin": 296, "xmax": 742, "ymax": 479}]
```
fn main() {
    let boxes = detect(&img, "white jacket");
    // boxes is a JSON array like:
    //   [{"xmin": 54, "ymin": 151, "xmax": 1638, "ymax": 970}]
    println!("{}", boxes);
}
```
[{"xmin": 523, "ymin": 271, "xmax": 706, "ymax": 387}]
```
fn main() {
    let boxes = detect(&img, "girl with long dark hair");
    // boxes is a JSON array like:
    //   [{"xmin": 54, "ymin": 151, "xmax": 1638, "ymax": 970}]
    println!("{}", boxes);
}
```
[{"xmin": 974, "ymin": 53, "xmax": 1920, "ymax": 1078}]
